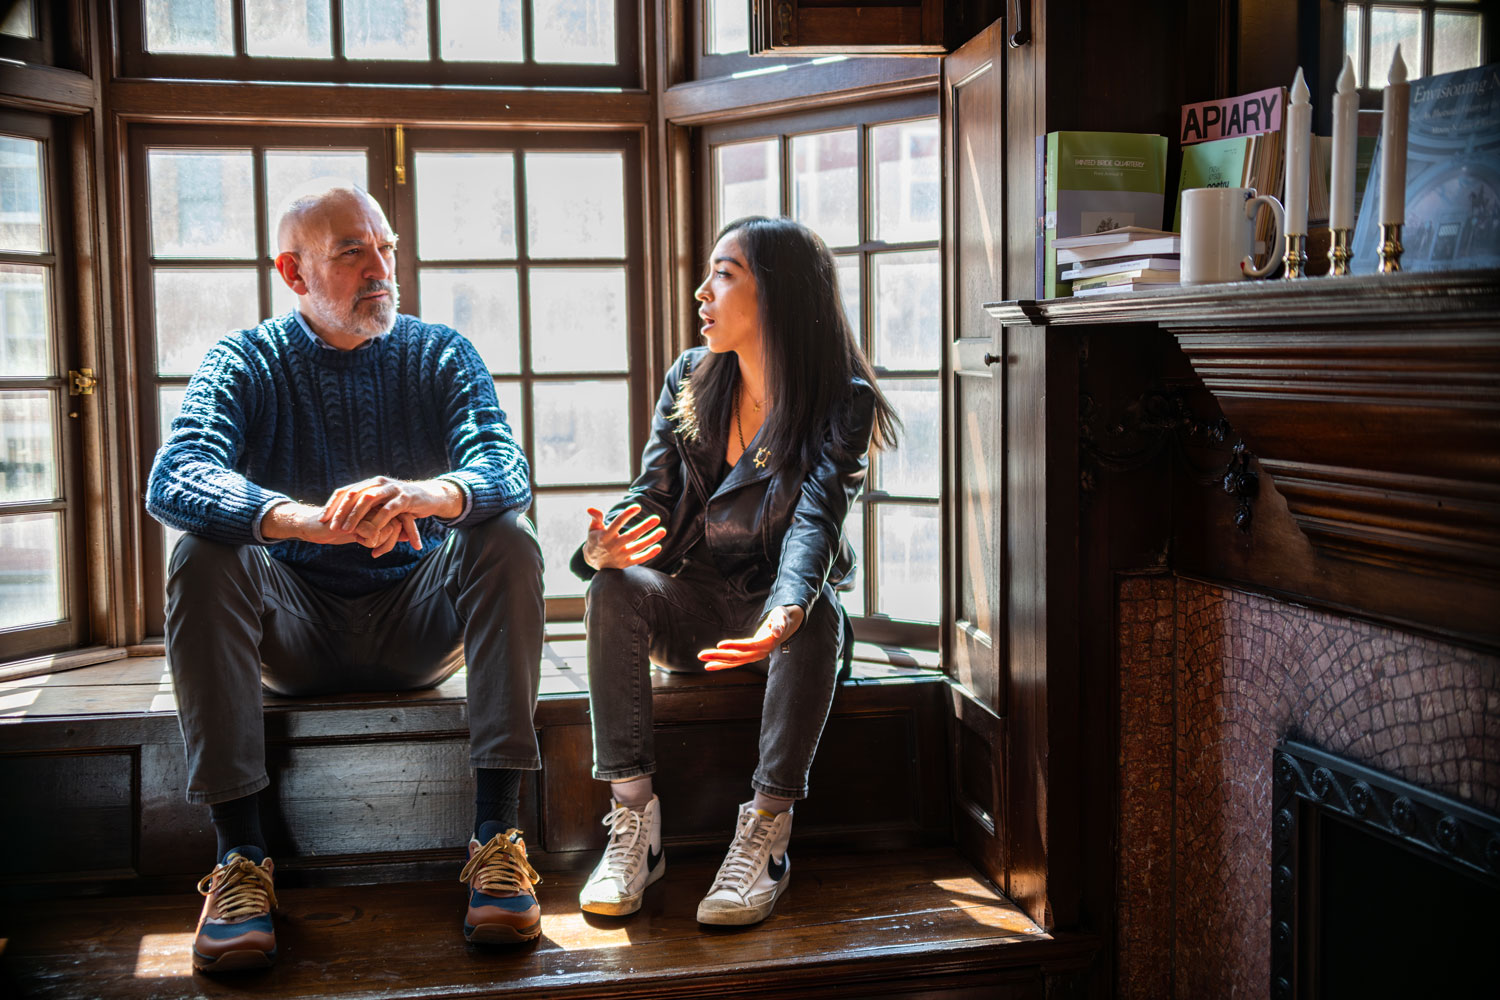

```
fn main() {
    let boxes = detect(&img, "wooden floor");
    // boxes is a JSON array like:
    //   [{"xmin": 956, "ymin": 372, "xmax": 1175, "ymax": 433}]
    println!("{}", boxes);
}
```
[{"xmin": 1, "ymin": 849, "xmax": 1058, "ymax": 1000}]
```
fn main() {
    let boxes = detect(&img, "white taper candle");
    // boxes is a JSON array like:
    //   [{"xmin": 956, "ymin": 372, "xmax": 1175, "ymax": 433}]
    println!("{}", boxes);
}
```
[
  {"xmin": 1380, "ymin": 45, "xmax": 1410, "ymax": 226},
  {"xmin": 1285, "ymin": 67, "xmax": 1311, "ymax": 235},
  {"xmin": 1330, "ymin": 55, "xmax": 1357, "ymax": 230}
]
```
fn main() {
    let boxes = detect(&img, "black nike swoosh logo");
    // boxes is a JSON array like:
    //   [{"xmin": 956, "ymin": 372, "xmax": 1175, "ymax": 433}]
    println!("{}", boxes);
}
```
[
  {"xmin": 767, "ymin": 853, "xmax": 787, "ymax": 880},
  {"xmin": 648, "ymin": 846, "xmax": 662, "ymax": 871}
]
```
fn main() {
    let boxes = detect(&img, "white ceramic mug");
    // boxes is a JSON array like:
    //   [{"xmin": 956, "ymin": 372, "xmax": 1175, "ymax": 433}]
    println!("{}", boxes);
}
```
[{"xmin": 1180, "ymin": 187, "xmax": 1285, "ymax": 284}]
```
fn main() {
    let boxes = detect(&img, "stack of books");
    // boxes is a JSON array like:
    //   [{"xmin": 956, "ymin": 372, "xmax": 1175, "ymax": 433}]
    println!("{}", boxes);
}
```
[{"xmin": 1055, "ymin": 227, "xmax": 1182, "ymax": 295}]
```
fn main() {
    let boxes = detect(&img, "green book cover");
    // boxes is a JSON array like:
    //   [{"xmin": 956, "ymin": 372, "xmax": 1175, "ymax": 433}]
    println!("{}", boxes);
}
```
[
  {"xmin": 1172, "ymin": 135, "xmax": 1251, "ymax": 230},
  {"xmin": 1045, "ymin": 131, "xmax": 1169, "ymax": 298}
]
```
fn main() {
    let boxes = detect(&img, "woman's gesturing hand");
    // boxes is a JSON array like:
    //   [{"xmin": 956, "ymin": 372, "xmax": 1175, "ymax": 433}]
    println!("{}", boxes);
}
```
[
  {"xmin": 582, "ymin": 504, "xmax": 667, "ymax": 571},
  {"xmin": 698, "ymin": 604, "xmax": 806, "ymax": 671}
]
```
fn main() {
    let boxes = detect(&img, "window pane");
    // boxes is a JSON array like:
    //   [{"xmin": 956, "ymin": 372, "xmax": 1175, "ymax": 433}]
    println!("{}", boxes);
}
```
[
  {"xmin": 532, "ymin": 380, "xmax": 630, "ymax": 484},
  {"xmin": 146, "ymin": 0, "xmax": 233, "ymax": 55},
  {"xmin": 440, "ymin": 0, "xmax": 523, "ymax": 62},
  {"xmin": 420, "ymin": 268, "xmax": 521, "ymax": 373},
  {"xmin": 871, "ymin": 249, "xmax": 940, "ymax": 371},
  {"xmin": 715, "ymin": 139, "xmax": 781, "ymax": 231},
  {"xmin": 871, "ymin": 119, "xmax": 940, "ymax": 244},
  {"xmin": 0, "ymin": 390, "xmax": 56, "ymax": 502},
  {"xmin": 246, "ymin": 0, "xmax": 332, "ymax": 58},
  {"xmin": 159, "ymin": 385, "xmax": 186, "ymax": 442},
  {"xmin": 494, "ymin": 379, "xmax": 523, "ymax": 445},
  {"xmin": 0, "ymin": 512, "xmax": 63, "ymax": 630},
  {"xmin": 153, "ymin": 268, "xmax": 260, "ymax": 375},
  {"xmin": 792, "ymin": 129, "xmax": 858, "ymax": 248},
  {"xmin": 842, "ymin": 503, "xmax": 865, "ymax": 617},
  {"xmin": 529, "ymin": 268, "xmax": 628, "ymax": 373},
  {"xmin": 1344, "ymin": 4, "xmax": 1364, "ymax": 87},
  {"xmin": 875, "ymin": 504, "xmax": 938, "ymax": 623},
  {"xmin": 1370, "ymin": 6, "xmax": 1422, "ymax": 84},
  {"xmin": 875, "ymin": 378, "xmax": 939, "ymax": 497},
  {"xmin": 415, "ymin": 151, "xmax": 516, "ymax": 260},
  {"xmin": 0, "ymin": 135, "xmax": 46, "ymax": 253},
  {"xmin": 707, "ymin": 0, "xmax": 749, "ymax": 54},
  {"xmin": 1433, "ymin": 13, "xmax": 1483, "ymax": 76},
  {"xmin": 834, "ymin": 254, "xmax": 860, "ymax": 342},
  {"xmin": 264, "ymin": 150, "xmax": 367, "ymax": 236},
  {"xmin": 344, "ymin": 0, "xmax": 429, "ymax": 60},
  {"xmin": 533, "ymin": 0, "xmax": 615, "ymax": 65},
  {"xmin": 1, "ymin": 0, "xmax": 35, "ymax": 38},
  {"xmin": 525, "ymin": 152, "xmax": 625, "ymax": 258},
  {"xmin": 0, "ymin": 265, "xmax": 51, "ymax": 377},
  {"xmin": 149, "ymin": 150, "xmax": 255, "ymax": 259},
  {"xmin": 534, "ymin": 490, "xmax": 618, "ymax": 597}
]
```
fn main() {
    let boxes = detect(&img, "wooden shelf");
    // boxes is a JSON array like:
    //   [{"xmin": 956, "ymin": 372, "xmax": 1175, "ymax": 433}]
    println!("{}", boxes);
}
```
[
  {"xmin": 983, "ymin": 270, "xmax": 1500, "ymax": 329},
  {"xmin": 985, "ymin": 270, "xmax": 1500, "ymax": 600}
]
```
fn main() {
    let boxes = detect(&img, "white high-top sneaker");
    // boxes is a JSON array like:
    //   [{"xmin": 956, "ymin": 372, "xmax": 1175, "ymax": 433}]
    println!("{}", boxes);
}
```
[
  {"xmin": 578, "ymin": 795, "xmax": 664, "ymax": 916},
  {"xmin": 696, "ymin": 801, "xmax": 793, "ymax": 926}
]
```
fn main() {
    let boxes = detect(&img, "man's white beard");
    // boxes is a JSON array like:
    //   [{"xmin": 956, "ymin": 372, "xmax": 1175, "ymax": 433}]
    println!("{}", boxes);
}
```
[{"xmin": 304, "ymin": 275, "xmax": 399, "ymax": 340}]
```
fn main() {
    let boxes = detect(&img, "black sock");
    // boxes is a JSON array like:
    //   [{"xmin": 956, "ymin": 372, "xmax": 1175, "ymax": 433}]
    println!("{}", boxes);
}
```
[
  {"xmin": 474, "ymin": 767, "xmax": 523, "ymax": 838},
  {"xmin": 209, "ymin": 792, "xmax": 266, "ymax": 861}
]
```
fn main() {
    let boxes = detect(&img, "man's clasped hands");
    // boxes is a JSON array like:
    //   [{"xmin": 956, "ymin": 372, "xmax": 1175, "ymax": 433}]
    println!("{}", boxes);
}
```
[{"xmin": 259, "ymin": 475, "xmax": 463, "ymax": 557}]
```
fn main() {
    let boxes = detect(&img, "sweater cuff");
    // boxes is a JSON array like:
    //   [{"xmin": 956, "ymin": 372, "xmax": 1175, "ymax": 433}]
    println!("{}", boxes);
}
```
[
  {"xmin": 440, "ymin": 468, "xmax": 529, "ymax": 524},
  {"xmin": 436, "ymin": 475, "xmax": 473, "ymax": 525},
  {"xmin": 253, "ymin": 498, "xmax": 293, "ymax": 545}
]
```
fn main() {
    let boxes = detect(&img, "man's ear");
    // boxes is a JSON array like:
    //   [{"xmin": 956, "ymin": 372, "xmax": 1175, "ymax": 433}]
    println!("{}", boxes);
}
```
[{"xmin": 274, "ymin": 252, "xmax": 308, "ymax": 295}]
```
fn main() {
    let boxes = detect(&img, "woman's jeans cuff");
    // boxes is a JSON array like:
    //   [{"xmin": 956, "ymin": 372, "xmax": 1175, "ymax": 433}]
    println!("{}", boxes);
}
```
[
  {"xmin": 751, "ymin": 776, "xmax": 807, "ymax": 800},
  {"xmin": 594, "ymin": 764, "xmax": 656, "ymax": 782},
  {"xmin": 186, "ymin": 774, "xmax": 271, "ymax": 807}
]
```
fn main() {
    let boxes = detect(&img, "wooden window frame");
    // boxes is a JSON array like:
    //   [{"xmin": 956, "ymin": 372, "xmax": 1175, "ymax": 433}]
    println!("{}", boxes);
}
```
[
  {"xmin": 128, "ymin": 122, "xmax": 649, "ymax": 634},
  {"xmin": 699, "ymin": 94, "xmax": 940, "ymax": 650},
  {"xmin": 0, "ymin": 110, "xmax": 87, "ymax": 661},
  {"xmin": 113, "ymin": 0, "xmax": 643, "ymax": 89}
]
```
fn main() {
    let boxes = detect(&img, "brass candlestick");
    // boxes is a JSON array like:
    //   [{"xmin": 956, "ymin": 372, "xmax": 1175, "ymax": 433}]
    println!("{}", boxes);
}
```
[
  {"xmin": 1378, "ymin": 223, "xmax": 1404, "ymax": 273},
  {"xmin": 1282, "ymin": 233, "xmax": 1308, "ymax": 279},
  {"xmin": 1327, "ymin": 228, "xmax": 1353, "ymax": 276}
]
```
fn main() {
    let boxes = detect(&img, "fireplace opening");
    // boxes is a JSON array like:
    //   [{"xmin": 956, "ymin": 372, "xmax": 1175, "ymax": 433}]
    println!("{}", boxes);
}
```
[
  {"xmin": 1315, "ymin": 811, "xmax": 1498, "ymax": 995},
  {"xmin": 1271, "ymin": 741, "xmax": 1500, "ymax": 999}
]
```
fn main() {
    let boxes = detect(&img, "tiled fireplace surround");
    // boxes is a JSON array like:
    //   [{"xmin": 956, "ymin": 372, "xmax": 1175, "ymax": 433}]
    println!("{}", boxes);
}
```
[{"xmin": 1114, "ymin": 575, "xmax": 1500, "ymax": 997}]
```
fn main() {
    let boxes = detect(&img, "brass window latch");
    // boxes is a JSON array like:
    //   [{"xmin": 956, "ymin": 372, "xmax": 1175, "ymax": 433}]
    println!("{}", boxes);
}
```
[{"xmin": 68, "ymin": 368, "xmax": 97, "ymax": 396}]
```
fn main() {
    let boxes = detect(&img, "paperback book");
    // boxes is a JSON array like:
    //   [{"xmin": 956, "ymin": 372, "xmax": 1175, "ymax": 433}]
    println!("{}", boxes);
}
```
[
  {"xmin": 1043, "ymin": 132, "xmax": 1168, "ymax": 298},
  {"xmin": 1352, "ymin": 62, "xmax": 1500, "ymax": 273}
]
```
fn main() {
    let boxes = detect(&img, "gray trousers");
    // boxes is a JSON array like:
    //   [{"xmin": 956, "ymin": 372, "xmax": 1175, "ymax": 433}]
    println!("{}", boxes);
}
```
[
  {"xmin": 165, "ymin": 513, "xmax": 545, "ymax": 805},
  {"xmin": 583, "ymin": 557, "xmax": 845, "ymax": 799}
]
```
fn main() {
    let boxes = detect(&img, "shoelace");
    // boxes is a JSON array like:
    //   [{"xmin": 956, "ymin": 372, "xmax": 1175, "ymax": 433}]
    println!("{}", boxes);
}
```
[
  {"xmin": 597, "ymin": 805, "xmax": 646, "ymax": 881},
  {"xmin": 708, "ymin": 810, "xmax": 778, "ymax": 894},
  {"xmin": 460, "ymin": 830, "xmax": 542, "ymax": 894},
  {"xmin": 197, "ymin": 855, "xmax": 278, "ymax": 921}
]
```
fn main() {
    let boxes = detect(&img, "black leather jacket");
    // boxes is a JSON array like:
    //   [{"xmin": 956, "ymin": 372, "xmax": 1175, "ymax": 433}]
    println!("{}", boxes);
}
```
[{"xmin": 571, "ymin": 347, "xmax": 875, "ymax": 618}]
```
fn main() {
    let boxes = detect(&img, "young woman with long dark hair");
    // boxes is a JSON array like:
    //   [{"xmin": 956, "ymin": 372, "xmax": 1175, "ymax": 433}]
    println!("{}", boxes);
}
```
[{"xmin": 568, "ymin": 215, "xmax": 900, "ymax": 926}]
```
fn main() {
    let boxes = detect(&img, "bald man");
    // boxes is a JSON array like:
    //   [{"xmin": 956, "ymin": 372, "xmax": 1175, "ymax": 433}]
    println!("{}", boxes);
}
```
[{"xmin": 147, "ymin": 185, "xmax": 545, "ymax": 970}]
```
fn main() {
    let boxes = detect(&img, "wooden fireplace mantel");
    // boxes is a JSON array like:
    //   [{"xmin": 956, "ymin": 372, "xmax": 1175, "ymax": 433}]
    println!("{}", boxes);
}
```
[{"xmin": 985, "ymin": 271, "xmax": 1500, "ymax": 596}]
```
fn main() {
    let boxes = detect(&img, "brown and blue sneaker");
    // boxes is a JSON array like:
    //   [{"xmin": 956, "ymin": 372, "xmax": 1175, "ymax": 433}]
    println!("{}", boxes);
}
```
[
  {"xmin": 192, "ymin": 846, "xmax": 278, "ymax": 972},
  {"xmin": 459, "ymin": 822, "xmax": 542, "ymax": 944}
]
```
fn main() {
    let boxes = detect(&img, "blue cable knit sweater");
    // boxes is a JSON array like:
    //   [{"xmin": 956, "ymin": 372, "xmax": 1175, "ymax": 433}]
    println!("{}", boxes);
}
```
[{"xmin": 146, "ymin": 312, "xmax": 531, "ymax": 597}]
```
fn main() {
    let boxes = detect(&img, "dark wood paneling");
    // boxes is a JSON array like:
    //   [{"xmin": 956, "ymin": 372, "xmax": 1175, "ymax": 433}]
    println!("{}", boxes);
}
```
[
  {"xmin": 539, "ymin": 723, "xmax": 611, "ymax": 855},
  {"xmin": 751, "ymin": 0, "xmax": 947, "ymax": 55},
  {"xmin": 0, "ymin": 751, "xmax": 134, "ymax": 877}
]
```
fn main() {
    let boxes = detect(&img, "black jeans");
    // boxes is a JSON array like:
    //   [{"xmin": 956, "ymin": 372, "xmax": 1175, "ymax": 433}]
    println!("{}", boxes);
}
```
[
  {"xmin": 583, "ymin": 556, "xmax": 845, "ymax": 799},
  {"xmin": 164, "ymin": 512, "xmax": 545, "ymax": 805}
]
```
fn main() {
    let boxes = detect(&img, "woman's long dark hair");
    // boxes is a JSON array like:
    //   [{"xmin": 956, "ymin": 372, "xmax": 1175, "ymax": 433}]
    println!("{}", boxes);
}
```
[{"xmin": 679, "ymin": 216, "xmax": 900, "ymax": 472}]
